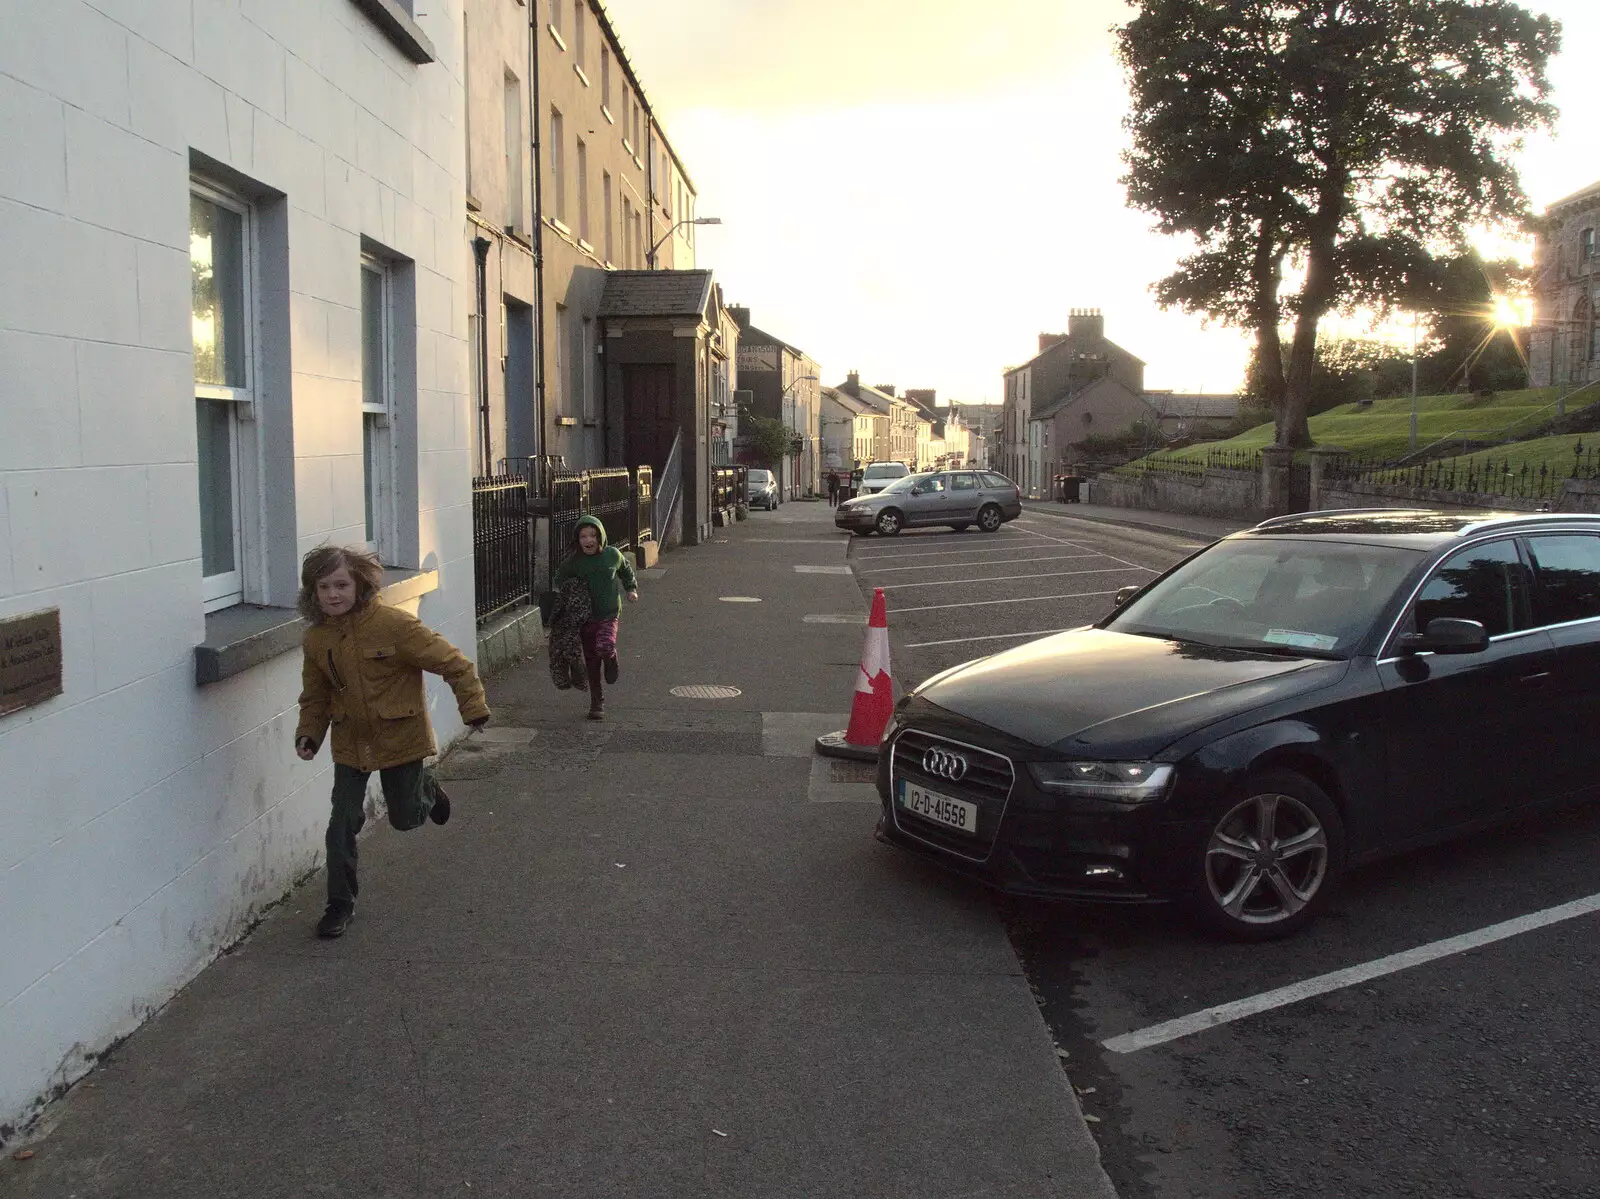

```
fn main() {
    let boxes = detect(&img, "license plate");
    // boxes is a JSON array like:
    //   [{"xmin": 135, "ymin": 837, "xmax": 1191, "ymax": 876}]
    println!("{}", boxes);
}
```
[{"xmin": 897, "ymin": 780, "xmax": 978, "ymax": 834}]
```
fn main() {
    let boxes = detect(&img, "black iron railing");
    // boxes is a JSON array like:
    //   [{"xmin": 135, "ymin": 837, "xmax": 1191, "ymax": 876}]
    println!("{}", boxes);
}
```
[
  {"xmin": 472, "ymin": 474, "xmax": 534, "ymax": 623},
  {"xmin": 587, "ymin": 467, "xmax": 635, "ymax": 550},
  {"xmin": 633, "ymin": 465, "xmax": 654, "ymax": 547},
  {"xmin": 499, "ymin": 454, "xmax": 566, "ymax": 497},
  {"xmin": 1324, "ymin": 447, "xmax": 1600, "ymax": 502}
]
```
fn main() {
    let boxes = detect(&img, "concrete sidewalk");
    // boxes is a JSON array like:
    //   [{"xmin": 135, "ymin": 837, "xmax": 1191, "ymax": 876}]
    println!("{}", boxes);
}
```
[
  {"xmin": 3, "ymin": 504, "xmax": 1116, "ymax": 1199},
  {"xmin": 1022, "ymin": 498, "xmax": 1247, "ymax": 542}
]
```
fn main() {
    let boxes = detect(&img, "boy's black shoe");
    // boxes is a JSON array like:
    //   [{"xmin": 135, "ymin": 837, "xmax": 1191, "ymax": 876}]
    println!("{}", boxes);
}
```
[
  {"xmin": 316, "ymin": 905, "xmax": 352, "ymax": 938},
  {"xmin": 429, "ymin": 784, "xmax": 451, "ymax": 825},
  {"xmin": 604, "ymin": 656, "xmax": 619, "ymax": 685}
]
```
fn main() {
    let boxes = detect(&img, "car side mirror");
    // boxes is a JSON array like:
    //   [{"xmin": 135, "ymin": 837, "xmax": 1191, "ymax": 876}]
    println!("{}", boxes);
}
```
[
  {"xmin": 1114, "ymin": 585, "xmax": 1140, "ymax": 608},
  {"xmin": 1399, "ymin": 617, "xmax": 1489, "ymax": 656}
]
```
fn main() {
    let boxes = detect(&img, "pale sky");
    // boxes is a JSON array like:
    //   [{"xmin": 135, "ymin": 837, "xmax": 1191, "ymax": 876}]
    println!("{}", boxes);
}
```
[{"xmin": 604, "ymin": 0, "xmax": 1600, "ymax": 403}]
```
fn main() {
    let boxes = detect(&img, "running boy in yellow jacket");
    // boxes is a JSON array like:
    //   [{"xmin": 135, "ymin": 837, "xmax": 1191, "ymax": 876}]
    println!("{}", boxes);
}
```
[{"xmin": 295, "ymin": 546, "xmax": 490, "ymax": 938}]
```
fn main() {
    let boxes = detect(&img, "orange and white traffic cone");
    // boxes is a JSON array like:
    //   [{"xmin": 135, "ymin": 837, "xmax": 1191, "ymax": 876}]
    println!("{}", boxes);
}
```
[{"xmin": 816, "ymin": 588, "xmax": 895, "ymax": 761}]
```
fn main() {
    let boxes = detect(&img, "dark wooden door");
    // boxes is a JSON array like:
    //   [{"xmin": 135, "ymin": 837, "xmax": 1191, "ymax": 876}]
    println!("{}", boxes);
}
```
[{"xmin": 623, "ymin": 364, "xmax": 678, "ymax": 472}]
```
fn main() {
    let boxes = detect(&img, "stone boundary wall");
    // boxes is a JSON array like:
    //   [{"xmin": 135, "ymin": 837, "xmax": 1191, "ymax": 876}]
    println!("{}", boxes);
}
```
[{"xmin": 1089, "ymin": 468, "xmax": 1262, "ymax": 521}]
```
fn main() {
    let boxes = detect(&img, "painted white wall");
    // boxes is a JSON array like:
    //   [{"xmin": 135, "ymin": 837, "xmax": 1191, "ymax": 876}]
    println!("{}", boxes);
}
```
[{"xmin": 0, "ymin": 0, "xmax": 471, "ymax": 1138}]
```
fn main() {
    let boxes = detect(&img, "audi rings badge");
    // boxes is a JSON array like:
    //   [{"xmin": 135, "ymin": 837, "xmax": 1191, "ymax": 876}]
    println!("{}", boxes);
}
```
[{"xmin": 921, "ymin": 747, "xmax": 969, "ymax": 782}]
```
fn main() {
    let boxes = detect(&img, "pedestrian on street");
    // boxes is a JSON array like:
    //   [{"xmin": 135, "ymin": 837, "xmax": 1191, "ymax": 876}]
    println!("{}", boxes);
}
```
[
  {"xmin": 294, "ymin": 546, "xmax": 490, "ymax": 939},
  {"xmin": 827, "ymin": 471, "xmax": 840, "ymax": 506},
  {"xmin": 553, "ymin": 515, "xmax": 639, "ymax": 720}
]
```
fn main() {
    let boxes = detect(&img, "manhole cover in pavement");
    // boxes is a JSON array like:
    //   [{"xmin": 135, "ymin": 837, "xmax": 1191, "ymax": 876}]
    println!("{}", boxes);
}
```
[
  {"xmin": 719, "ymin": 596, "xmax": 762, "ymax": 603},
  {"xmin": 670, "ymin": 684, "xmax": 743, "ymax": 699}
]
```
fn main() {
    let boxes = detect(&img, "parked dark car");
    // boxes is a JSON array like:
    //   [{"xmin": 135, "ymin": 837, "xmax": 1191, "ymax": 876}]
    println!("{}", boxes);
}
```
[
  {"xmin": 876, "ymin": 510, "xmax": 1600, "ymax": 940},
  {"xmin": 835, "ymin": 470, "xmax": 1023, "ymax": 536}
]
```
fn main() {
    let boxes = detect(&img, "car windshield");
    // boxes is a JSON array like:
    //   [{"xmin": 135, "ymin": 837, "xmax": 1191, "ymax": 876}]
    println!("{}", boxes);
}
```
[
  {"xmin": 879, "ymin": 473, "xmax": 933, "ymax": 494},
  {"xmin": 864, "ymin": 463, "xmax": 908, "ymax": 480},
  {"xmin": 1104, "ymin": 537, "xmax": 1424, "ymax": 658},
  {"xmin": 747, "ymin": 470, "xmax": 771, "ymax": 483}
]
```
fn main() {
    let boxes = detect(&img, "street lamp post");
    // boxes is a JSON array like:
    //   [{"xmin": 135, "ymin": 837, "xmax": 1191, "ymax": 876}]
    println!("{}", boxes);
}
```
[{"xmin": 646, "ymin": 216, "xmax": 722, "ymax": 269}]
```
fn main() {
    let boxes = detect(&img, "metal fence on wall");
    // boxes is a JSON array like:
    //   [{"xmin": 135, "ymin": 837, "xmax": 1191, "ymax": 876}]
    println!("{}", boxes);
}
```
[
  {"xmin": 472, "ymin": 475, "xmax": 534, "ymax": 623},
  {"xmin": 1325, "ymin": 448, "xmax": 1600, "ymax": 502}
]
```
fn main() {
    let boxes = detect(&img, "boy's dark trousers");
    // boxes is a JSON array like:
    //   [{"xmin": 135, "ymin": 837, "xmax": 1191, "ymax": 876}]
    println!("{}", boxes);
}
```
[{"xmin": 325, "ymin": 760, "xmax": 433, "ymax": 911}]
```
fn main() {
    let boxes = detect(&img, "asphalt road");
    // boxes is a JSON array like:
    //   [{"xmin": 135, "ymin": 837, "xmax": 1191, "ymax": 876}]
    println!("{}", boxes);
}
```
[{"xmin": 846, "ymin": 507, "xmax": 1600, "ymax": 1199}]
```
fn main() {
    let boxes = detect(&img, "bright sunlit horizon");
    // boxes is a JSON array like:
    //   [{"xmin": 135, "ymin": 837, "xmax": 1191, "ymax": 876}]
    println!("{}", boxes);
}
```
[{"xmin": 601, "ymin": 0, "xmax": 1600, "ymax": 404}]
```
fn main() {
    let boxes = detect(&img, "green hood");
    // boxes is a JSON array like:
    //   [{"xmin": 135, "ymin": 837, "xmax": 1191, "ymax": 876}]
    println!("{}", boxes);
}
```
[{"xmin": 573, "ymin": 515, "xmax": 608, "ymax": 550}]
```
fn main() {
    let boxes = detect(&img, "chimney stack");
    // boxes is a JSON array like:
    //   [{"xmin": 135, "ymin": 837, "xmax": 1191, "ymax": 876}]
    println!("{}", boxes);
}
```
[
  {"xmin": 1067, "ymin": 308, "xmax": 1105, "ymax": 342},
  {"xmin": 1038, "ymin": 332, "xmax": 1070, "ymax": 353},
  {"xmin": 875, "ymin": 384, "xmax": 897, "ymax": 397}
]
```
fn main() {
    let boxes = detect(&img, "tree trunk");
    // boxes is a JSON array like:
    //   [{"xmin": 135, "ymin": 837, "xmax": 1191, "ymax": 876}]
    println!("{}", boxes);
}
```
[
  {"xmin": 1281, "ymin": 189, "xmax": 1344, "ymax": 449},
  {"xmin": 1250, "ymin": 226, "xmax": 1289, "ymax": 427}
]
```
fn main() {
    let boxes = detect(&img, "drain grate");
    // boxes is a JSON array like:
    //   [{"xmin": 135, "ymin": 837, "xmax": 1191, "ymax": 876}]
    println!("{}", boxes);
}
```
[{"xmin": 670, "ymin": 684, "xmax": 742, "ymax": 699}]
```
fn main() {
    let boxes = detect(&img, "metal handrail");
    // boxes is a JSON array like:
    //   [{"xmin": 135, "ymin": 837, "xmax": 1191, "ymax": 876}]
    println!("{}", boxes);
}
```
[{"xmin": 654, "ymin": 428, "xmax": 684, "ymax": 545}]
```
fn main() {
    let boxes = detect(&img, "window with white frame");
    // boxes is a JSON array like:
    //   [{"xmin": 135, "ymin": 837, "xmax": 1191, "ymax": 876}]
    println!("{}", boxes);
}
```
[
  {"xmin": 576, "ymin": 137, "xmax": 590, "ymax": 243},
  {"xmin": 554, "ymin": 303, "xmax": 568, "ymax": 414},
  {"xmin": 190, "ymin": 184, "xmax": 255, "ymax": 612},
  {"xmin": 601, "ymin": 46, "xmax": 611, "ymax": 110},
  {"xmin": 361, "ymin": 255, "xmax": 396, "ymax": 560},
  {"xmin": 572, "ymin": 0, "xmax": 585, "ymax": 65},
  {"xmin": 603, "ymin": 171, "xmax": 614, "ymax": 262},
  {"xmin": 578, "ymin": 316, "xmax": 593, "ymax": 422},
  {"xmin": 549, "ymin": 106, "xmax": 565, "ymax": 224},
  {"xmin": 504, "ymin": 71, "xmax": 524, "ymax": 232}
]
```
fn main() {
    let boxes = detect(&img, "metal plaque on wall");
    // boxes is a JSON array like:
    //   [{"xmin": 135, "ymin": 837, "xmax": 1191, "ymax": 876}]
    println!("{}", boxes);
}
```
[{"xmin": 0, "ymin": 608, "xmax": 63, "ymax": 717}]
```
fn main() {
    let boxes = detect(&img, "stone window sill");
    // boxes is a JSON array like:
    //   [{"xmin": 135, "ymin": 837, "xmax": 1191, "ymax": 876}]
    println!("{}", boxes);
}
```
[
  {"xmin": 195, "ymin": 568, "xmax": 439, "ymax": 685},
  {"xmin": 349, "ymin": 0, "xmax": 436, "ymax": 64}
]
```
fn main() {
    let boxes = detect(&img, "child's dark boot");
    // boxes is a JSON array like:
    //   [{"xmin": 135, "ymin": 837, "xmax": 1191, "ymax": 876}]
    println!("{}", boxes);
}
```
[
  {"xmin": 317, "ymin": 904, "xmax": 353, "ymax": 938},
  {"xmin": 604, "ymin": 655, "xmax": 619, "ymax": 685}
]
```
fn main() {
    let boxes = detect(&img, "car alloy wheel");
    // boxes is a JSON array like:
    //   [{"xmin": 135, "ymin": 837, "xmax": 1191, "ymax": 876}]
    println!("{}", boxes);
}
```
[
  {"xmin": 978, "ymin": 504, "xmax": 1002, "ymax": 533},
  {"xmin": 876, "ymin": 509, "xmax": 903, "ymax": 536},
  {"xmin": 1191, "ymin": 771, "xmax": 1344, "ymax": 941}
]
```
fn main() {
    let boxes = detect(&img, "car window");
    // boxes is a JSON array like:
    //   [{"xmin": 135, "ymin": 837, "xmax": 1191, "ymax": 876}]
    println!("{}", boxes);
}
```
[
  {"xmin": 1527, "ymin": 534, "xmax": 1600, "ymax": 627},
  {"xmin": 1106, "ymin": 538, "xmax": 1423, "ymax": 657},
  {"xmin": 880, "ymin": 473, "xmax": 930, "ymax": 494},
  {"xmin": 981, "ymin": 472, "xmax": 1012, "ymax": 489},
  {"xmin": 1412, "ymin": 539, "xmax": 1529, "ymax": 638},
  {"xmin": 922, "ymin": 475, "xmax": 948, "ymax": 492},
  {"xmin": 748, "ymin": 470, "xmax": 770, "ymax": 483},
  {"xmin": 951, "ymin": 473, "xmax": 980, "ymax": 491}
]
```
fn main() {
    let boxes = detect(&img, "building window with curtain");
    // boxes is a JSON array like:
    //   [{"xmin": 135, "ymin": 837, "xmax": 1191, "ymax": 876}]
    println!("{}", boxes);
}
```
[{"xmin": 190, "ymin": 183, "xmax": 255, "ymax": 612}]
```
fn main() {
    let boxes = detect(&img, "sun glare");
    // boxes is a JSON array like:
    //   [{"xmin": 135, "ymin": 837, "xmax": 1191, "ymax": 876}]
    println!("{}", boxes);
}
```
[{"xmin": 1489, "ymin": 294, "xmax": 1531, "ymax": 329}]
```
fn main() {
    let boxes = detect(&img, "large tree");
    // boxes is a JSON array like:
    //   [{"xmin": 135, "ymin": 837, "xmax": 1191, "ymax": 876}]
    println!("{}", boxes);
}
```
[{"xmin": 1119, "ymin": 0, "xmax": 1559, "ymax": 447}]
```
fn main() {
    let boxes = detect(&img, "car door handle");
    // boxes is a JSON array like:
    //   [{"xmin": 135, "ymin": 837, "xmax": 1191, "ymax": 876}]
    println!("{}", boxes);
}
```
[{"xmin": 1519, "ymin": 671, "xmax": 1551, "ymax": 684}]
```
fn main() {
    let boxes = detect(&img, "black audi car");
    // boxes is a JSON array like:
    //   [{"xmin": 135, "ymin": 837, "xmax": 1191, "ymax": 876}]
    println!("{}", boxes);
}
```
[{"xmin": 876, "ymin": 510, "xmax": 1600, "ymax": 940}]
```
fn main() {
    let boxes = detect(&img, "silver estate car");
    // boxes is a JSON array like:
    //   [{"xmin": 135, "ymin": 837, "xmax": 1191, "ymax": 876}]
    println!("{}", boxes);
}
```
[{"xmin": 835, "ymin": 470, "xmax": 1024, "ymax": 536}]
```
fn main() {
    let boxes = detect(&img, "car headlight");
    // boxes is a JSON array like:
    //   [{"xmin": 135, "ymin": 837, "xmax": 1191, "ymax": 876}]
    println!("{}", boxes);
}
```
[{"xmin": 1028, "ymin": 761, "xmax": 1174, "ymax": 803}]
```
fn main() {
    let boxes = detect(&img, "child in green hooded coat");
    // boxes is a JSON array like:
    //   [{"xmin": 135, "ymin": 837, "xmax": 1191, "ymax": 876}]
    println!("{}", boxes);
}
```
[{"xmin": 552, "ymin": 515, "xmax": 638, "ymax": 719}]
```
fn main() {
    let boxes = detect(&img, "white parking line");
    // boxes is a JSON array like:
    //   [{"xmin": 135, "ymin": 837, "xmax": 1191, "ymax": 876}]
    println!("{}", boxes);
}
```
[
  {"xmin": 905, "ymin": 628, "xmax": 1074, "ymax": 648},
  {"xmin": 890, "ymin": 589, "xmax": 1119, "ymax": 614},
  {"xmin": 1006, "ymin": 523, "xmax": 1159, "ymax": 573},
  {"xmin": 1102, "ymin": 891, "xmax": 1600, "ymax": 1055},
  {"xmin": 858, "ymin": 552, "xmax": 1106, "ymax": 575},
  {"xmin": 881, "ymin": 566, "xmax": 1149, "ymax": 590},
  {"xmin": 792, "ymin": 564, "xmax": 854, "ymax": 574},
  {"xmin": 853, "ymin": 542, "xmax": 1087, "ymax": 563}
]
